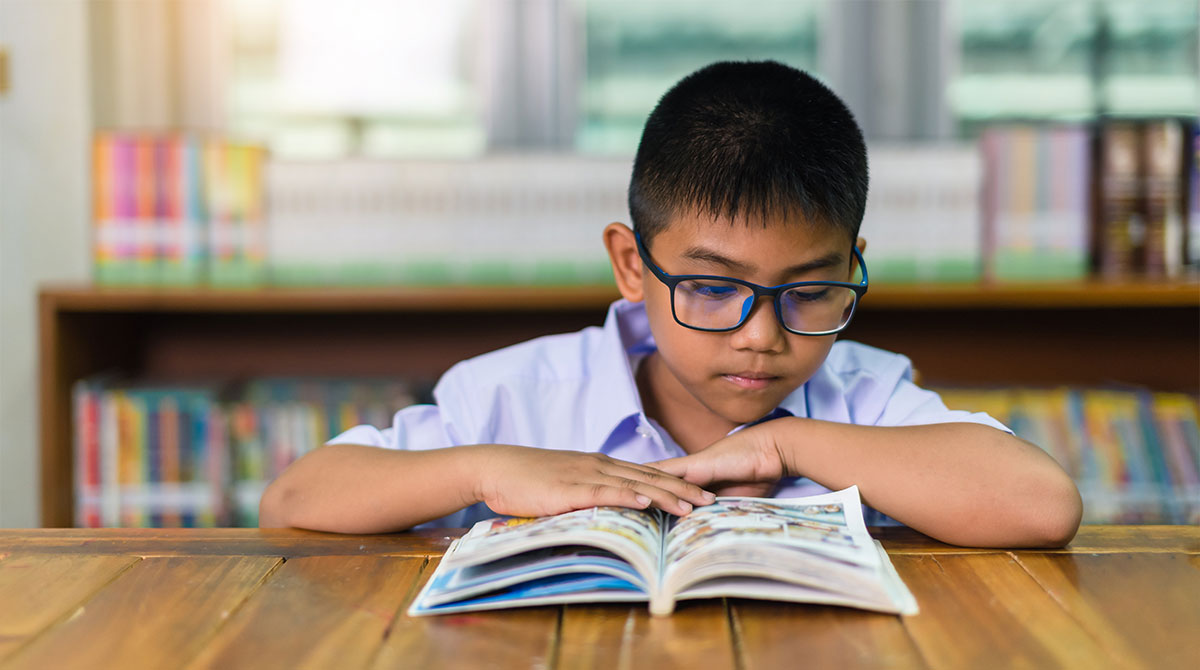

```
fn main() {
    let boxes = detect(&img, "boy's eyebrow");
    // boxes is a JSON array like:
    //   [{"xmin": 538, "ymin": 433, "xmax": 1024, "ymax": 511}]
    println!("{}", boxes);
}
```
[{"xmin": 680, "ymin": 246, "xmax": 846, "ymax": 277}]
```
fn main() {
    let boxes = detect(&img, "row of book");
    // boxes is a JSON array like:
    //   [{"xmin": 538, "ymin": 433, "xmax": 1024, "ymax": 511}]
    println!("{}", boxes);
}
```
[
  {"xmin": 92, "ymin": 132, "xmax": 267, "ymax": 286},
  {"xmin": 92, "ymin": 120, "xmax": 1198, "ymax": 288},
  {"xmin": 812, "ymin": 119, "xmax": 1200, "ymax": 284},
  {"xmin": 936, "ymin": 387, "xmax": 1200, "ymax": 525},
  {"xmin": 72, "ymin": 377, "xmax": 417, "ymax": 528},
  {"xmin": 979, "ymin": 118, "xmax": 1200, "ymax": 282},
  {"xmin": 73, "ymin": 375, "xmax": 1198, "ymax": 527}
]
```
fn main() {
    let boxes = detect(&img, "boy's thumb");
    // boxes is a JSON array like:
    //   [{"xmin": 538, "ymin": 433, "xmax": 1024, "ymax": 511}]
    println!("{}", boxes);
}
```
[{"xmin": 646, "ymin": 458, "xmax": 685, "ymax": 477}]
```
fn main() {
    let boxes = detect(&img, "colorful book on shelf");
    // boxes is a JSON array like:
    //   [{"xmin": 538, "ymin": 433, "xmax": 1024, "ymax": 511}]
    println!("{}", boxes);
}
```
[
  {"xmin": 936, "ymin": 386, "xmax": 1200, "ymax": 524},
  {"xmin": 1187, "ymin": 125, "xmax": 1200, "ymax": 269},
  {"xmin": 1140, "ymin": 120, "xmax": 1187, "ymax": 277},
  {"xmin": 91, "ymin": 132, "xmax": 264, "ymax": 287},
  {"xmin": 205, "ymin": 140, "xmax": 267, "ymax": 287},
  {"xmin": 72, "ymin": 381, "xmax": 102, "ymax": 529},
  {"xmin": 1094, "ymin": 119, "xmax": 1195, "ymax": 279},
  {"xmin": 980, "ymin": 124, "xmax": 1091, "ymax": 281},
  {"xmin": 73, "ymin": 376, "xmax": 418, "ymax": 528},
  {"xmin": 409, "ymin": 486, "xmax": 918, "ymax": 618}
]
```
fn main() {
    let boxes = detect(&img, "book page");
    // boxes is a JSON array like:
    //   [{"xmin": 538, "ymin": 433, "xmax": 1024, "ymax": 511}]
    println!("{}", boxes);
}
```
[
  {"xmin": 664, "ymin": 486, "xmax": 878, "ymax": 570},
  {"xmin": 443, "ymin": 505, "xmax": 666, "ymax": 581},
  {"xmin": 652, "ymin": 486, "xmax": 906, "ymax": 614}
]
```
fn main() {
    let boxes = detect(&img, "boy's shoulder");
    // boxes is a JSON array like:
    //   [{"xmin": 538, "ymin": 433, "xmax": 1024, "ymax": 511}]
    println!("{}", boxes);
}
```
[
  {"xmin": 429, "ymin": 321, "xmax": 631, "ymax": 446},
  {"xmin": 447, "ymin": 325, "xmax": 610, "ymax": 383},
  {"xmin": 823, "ymin": 340, "xmax": 914, "ymax": 379}
]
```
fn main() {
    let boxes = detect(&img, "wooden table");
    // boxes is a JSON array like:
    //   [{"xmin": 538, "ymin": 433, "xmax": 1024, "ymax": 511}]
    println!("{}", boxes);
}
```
[{"xmin": 0, "ymin": 526, "xmax": 1196, "ymax": 669}]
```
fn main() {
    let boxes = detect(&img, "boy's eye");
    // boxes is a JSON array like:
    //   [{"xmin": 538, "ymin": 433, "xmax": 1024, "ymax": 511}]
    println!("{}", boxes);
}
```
[
  {"xmin": 785, "ymin": 287, "xmax": 832, "ymax": 303},
  {"xmin": 683, "ymin": 281, "xmax": 740, "ymax": 299}
]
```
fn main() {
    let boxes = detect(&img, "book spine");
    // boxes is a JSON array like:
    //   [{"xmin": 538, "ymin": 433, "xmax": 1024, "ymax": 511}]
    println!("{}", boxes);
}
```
[
  {"xmin": 116, "ymin": 390, "xmax": 133, "ymax": 527},
  {"xmin": 92, "ymin": 134, "xmax": 118, "ymax": 285},
  {"xmin": 159, "ymin": 135, "xmax": 184, "ymax": 285},
  {"xmin": 160, "ymin": 393, "xmax": 181, "ymax": 528},
  {"xmin": 114, "ymin": 135, "xmax": 138, "ymax": 285},
  {"xmin": 192, "ymin": 395, "xmax": 212, "ymax": 528},
  {"xmin": 208, "ymin": 404, "xmax": 230, "ymax": 527},
  {"xmin": 1188, "ymin": 126, "xmax": 1200, "ymax": 268},
  {"xmin": 73, "ymin": 380, "xmax": 100, "ymax": 528},
  {"xmin": 134, "ymin": 135, "xmax": 157, "ymax": 285},
  {"xmin": 184, "ymin": 135, "xmax": 208, "ymax": 284},
  {"xmin": 243, "ymin": 144, "xmax": 268, "ymax": 283},
  {"xmin": 1136, "ymin": 391, "xmax": 1177, "ymax": 522},
  {"xmin": 1096, "ymin": 123, "xmax": 1141, "ymax": 278},
  {"xmin": 147, "ymin": 392, "xmax": 162, "ymax": 528},
  {"xmin": 177, "ymin": 394, "xmax": 194, "ymax": 527},
  {"xmin": 100, "ymin": 389, "xmax": 120, "ymax": 527},
  {"xmin": 1141, "ymin": 120, "xmax": 1185, "ymax": 277}
]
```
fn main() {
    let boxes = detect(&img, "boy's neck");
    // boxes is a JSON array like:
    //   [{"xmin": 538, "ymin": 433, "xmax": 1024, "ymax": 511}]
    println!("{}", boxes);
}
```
[{"xmin": 636, "ymin": 352, "xmax": 738, "ymax": 454}]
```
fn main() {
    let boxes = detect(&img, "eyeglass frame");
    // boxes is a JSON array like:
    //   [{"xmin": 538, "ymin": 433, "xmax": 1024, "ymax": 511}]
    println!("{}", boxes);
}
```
[{"xmin": 634, "ymin": 230, "xmax": 869, "ymax": 336}]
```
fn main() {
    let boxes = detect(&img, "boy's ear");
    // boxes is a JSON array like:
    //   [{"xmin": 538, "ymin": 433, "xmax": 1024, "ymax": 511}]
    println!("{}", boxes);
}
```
[
  {"xmin": 603, "ymin": 222, "xmax": 645, "ymax": 302},
  {"xmin": 852, "ymin": 236, "xmax": 868, "ymax": 278}
]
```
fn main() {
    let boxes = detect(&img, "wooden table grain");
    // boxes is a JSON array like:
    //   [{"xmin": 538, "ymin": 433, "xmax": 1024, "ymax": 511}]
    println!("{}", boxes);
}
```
[{"xmin": 0, "ymin": 526, "xmax": 1196, "ymax": 669}]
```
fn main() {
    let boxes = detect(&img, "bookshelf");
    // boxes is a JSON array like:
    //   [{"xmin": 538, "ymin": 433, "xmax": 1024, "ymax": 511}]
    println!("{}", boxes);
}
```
[{"xmin": 39, "ymin": 281, "xmax": 1200, "ymax": 527}]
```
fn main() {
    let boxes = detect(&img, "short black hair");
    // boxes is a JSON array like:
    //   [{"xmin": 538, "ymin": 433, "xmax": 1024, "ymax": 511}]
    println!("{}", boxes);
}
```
[{"xmin": 629, "ymin": 60, "xmax": 868, "ymax": 246}]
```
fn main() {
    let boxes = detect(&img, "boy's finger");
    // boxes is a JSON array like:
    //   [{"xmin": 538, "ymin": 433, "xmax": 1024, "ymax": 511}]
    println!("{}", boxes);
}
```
[
  {"xmin": 615, "ymin": 459, "xmax": 689, "ymax": 481},
  {"xmin": 644, "ymin": 458, "xmax": 686, "ymax": 476},
  {"xmin": 601, "ymin": 475, "xmax": 698, "ymax": 516},
  {"xmin": 569, "ymin": 482, "xmax": 654, "ymax": 512},
  {"xmin": 641, "ymin": 459, "xmax": 719, "ymax": 489},
  {"xmin": 613, "ymin": 464, "xmax": 715, "ymax": 505}
]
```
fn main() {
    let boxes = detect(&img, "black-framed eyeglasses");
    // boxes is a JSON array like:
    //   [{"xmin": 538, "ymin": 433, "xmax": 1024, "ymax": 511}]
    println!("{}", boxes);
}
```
[{"xmin": 635, "ymin": 231, "xmax": 868, "ymax": 336}]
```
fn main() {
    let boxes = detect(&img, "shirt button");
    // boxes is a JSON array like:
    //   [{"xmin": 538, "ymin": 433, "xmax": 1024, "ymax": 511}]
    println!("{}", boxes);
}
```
[{"xmin": 636, "ymin": 422, "xmax": 655, "ymax": 439}]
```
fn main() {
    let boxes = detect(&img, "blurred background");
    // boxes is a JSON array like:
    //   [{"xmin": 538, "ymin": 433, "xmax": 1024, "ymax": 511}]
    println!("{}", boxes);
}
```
[{"xmin": 1, "ymin": 0, "xmax": 1197, "ymax": 529}]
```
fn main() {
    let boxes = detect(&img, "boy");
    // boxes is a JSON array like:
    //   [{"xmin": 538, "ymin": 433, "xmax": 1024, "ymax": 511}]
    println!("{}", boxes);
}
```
[{"xmin": 260, "ymin": 61, "xmax": 1082, "ymax": 548}]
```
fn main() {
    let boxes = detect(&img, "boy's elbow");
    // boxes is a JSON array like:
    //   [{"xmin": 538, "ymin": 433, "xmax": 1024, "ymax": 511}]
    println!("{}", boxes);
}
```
[
  {"xmin": 258, "ymin": 478, "xmax": 292, "ymax": 528},
  {"xmin": 1029, "ymin": 471, "xmax": 1083, "ymax": 548}
]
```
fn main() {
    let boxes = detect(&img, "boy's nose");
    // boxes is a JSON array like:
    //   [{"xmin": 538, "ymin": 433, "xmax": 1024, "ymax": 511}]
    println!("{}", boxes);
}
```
[{"xmin": 729, "ymin": 295, "xmax": 785, "ymax": 353}]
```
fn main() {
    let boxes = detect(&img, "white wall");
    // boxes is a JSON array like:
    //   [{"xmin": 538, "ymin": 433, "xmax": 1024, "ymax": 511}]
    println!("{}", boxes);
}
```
[{"xmin": 0, "ymin": 0, "xmax": 91, "ymax": 527}]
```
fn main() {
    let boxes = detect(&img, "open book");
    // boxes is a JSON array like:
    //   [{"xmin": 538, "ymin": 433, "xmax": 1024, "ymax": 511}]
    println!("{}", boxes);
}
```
[{"xmin": 408, "ymin": 486, "xmax": 918, "ymax": 617}]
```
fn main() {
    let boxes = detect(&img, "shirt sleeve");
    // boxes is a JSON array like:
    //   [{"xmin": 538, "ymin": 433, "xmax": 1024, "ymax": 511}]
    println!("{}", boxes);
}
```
[{"xmin": 325, "ymin": 403, "xmax": 456, "ymax": 451}]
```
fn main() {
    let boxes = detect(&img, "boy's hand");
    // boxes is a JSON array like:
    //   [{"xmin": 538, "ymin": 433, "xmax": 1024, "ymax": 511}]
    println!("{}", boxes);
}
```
[
  {"xmin": 646, "ymin": 421, "xmax": 789, "ymax": 497},
  {"xmin": 472, "ymin": 445, "xmax": 716, "ymax": 518}
]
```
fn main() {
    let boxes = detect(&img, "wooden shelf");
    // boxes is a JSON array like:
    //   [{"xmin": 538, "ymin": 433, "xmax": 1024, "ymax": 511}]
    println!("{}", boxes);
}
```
[{"xmin": 39, "ymin": 282, "xmax": 1199, "ymax": 527}]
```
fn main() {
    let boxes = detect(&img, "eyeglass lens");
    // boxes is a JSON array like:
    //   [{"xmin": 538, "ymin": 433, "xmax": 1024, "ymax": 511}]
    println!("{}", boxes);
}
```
[{"xmin": 673, "ymin": 280, "xmax": 857, "ymax": 333}]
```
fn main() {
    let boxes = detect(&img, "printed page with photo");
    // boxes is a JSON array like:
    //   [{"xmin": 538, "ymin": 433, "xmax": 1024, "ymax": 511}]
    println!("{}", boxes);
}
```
[
  {"xmin": 653, "ymin": 486, "xmax": 916, "ymax": 615},
  {"xmin": 415, "ymin": 504, "xmax": 669, "ymax": 610}
]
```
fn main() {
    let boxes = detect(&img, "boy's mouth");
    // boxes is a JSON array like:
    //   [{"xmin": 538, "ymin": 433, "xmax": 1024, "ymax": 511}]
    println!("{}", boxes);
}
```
[{"xmin": 721, "ymin": 371, "xmax": 780, "ymax": 390}]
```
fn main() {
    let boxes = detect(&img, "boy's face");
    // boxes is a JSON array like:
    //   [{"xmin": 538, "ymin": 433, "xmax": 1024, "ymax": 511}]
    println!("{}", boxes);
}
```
[{"xmin": 605, "ymin": 213, "xmax": 865, "ymax": 431}]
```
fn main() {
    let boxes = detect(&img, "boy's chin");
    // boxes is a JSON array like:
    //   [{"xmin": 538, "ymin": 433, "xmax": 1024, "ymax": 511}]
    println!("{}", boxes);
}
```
[{"xmin": 708, "ymin": 397, "xmax": 786, "ymax": 427}]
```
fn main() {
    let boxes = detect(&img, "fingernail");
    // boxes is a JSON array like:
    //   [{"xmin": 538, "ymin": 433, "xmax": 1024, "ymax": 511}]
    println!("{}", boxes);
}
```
[
  {"xmin": 635, "ymin": 495, "xmax": 651, "ymax": 507},
  {"xmin": 702, "ymin": 491, "xmax": 716, "ymax": 502},
  {"xmin": 678, "ymin": 501, "xmax": 693, "ymax": 513}
]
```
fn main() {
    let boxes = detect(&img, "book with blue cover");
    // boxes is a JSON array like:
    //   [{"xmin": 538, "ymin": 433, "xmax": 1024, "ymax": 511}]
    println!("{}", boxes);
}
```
[{"xmin": 408, "ymin": 486, "xmax": 917, "ymax": 617}]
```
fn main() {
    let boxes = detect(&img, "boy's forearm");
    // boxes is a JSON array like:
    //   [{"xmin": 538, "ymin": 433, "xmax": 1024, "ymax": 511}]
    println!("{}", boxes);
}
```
[
  {"xmin": 259, "ymin": 443, "xmax": 485, "ymax": 533},
  {"xmin": 773, "ymin": 418, "xmax": 1082, "ymax": 548}
]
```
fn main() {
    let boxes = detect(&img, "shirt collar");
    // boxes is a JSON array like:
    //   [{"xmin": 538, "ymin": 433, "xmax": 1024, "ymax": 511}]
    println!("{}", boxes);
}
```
[
  {"xmin": 583, "ymin": 299, "xmax": 810, "ymax": 450},
  {"xmin": 583, "ymin": 299, "xmax": 653, "ymax": 451}
]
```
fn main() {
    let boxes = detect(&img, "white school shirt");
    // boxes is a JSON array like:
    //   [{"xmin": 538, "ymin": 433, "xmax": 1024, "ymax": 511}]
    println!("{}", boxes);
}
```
[{"xmin": 329, "ymin": 299, "xmax": 1011, "ymax": 529}]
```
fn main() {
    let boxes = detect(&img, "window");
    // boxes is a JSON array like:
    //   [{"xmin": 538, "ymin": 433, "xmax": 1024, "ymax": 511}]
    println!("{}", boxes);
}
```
[
  {"xmin": 577, "ymin": 0, "xmax": 823, "ymax": 154},
  {"xmin": 228, "ymin": 0, "xmax": 483, "ymax": 159},
  {"xmin": 223, "ymin": 0, "xmax": 1197, "ymax": 158},
  {"xmin": 950, "ymin": 0, "xmax": 1198, "ymax": 133}
]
